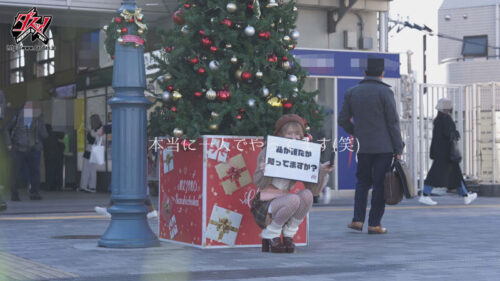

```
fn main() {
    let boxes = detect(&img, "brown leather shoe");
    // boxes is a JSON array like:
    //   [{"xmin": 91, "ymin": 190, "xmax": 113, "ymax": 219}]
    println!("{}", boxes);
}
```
[
  {"xmin": 368, "ymin": 226, "xmax": 387, "ymax": 234},
  {"xmin": 347, "ymin": 221, "xmax": 363, "ymax": 231},
  {"xmin": 262, "ymin": 238, "xmax": 287, "ymax": 253},
  {"xmin": 283, "ymin": 237, "xmax": 295, "ymax": 253}
]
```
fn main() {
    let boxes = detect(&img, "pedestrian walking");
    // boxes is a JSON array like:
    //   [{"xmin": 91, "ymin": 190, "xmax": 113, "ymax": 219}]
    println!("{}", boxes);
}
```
[
  {"xmin": 418, "ymin": 98, "xmax": 477, "ymax": 206},
  {"xmin": 338, "ymin": 58, "xmax": 404, "ymax": 234},
  {"xmin": 251, "ymin": 114, "xmax": 333, "ymax": 253},
  {"xmin": 4, "ymin": 101, "xmax": 48, "ymax": 200}
]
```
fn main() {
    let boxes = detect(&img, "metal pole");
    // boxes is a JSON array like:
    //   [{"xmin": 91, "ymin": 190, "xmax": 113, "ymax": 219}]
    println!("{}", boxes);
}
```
[
  {"xmin": 423, "ymin": 35, "xmax": 427, "ymax": 93},
  {"xmin": 99, "ymin": 0, "xmax": 159, "ymax": 248},
  {"xmin": 492, "ymin": 83, "xmax": 497, "ymax": 183}
]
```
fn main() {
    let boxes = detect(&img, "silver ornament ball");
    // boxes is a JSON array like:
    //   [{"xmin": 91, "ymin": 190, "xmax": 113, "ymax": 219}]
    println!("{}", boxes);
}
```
[
  {"xmin": 248, "ymin": 99, "xmax": 256, "ymax": 107},
  {"xmin": 164, "ymin": 73, "xmax": 172, "ymax": 80},
  {"xmin": 161, "ymin": 91, "xmax": 171, "ymax": 102},
  {"xmin": 226, "ymin": 3, "xmax": 237, "ymax": 13},
  {"xmin": 261, "ymin": 87, "xmax": 270, "ymax": 97},
  {"xmin": 181, "ymin": 25, "xmax": 189, "ymax": 35},
  {"xmin": 283, "ymin": 35, "xmax": 291, "ymax": 42},
  {"xmin": 206, "ymin": 89, "xmax": 217, "ymax": 100},
  {"xmin": 282, "ymin": 61, "xmax": 291, "ymax": 70},
  {"xmin": 209, "ymin": 60, "xmax": 220, "ymax": 70},
  {"xmin": 244, "ymin": 25, "xmax": 255, "ymax": 36},
  {"xmin": 173, "ymin": 128, "xmax": 183, "ymax": 138},
  {"xmin": 290, "ymin": 30, "xmax": 300, "ymax": 40},
  {"xmin": 288, "ymin": 75, "xmax": 298, "ymax": 83},
  {"xmin": 255, "ymin": 71, "xmax": 263, "ymax": 79}
]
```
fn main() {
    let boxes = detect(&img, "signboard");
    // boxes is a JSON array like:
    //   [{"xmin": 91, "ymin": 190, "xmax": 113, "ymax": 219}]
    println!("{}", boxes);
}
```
[{"xmin": 264, "ymin": 136, "xmax": 321, "ymax": 183}]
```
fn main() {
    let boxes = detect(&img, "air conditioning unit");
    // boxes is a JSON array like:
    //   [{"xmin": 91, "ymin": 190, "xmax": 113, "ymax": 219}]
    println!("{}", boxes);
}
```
[{"xmin": 344, "ymin": 31, "xmax": 357, "ymax": 49}]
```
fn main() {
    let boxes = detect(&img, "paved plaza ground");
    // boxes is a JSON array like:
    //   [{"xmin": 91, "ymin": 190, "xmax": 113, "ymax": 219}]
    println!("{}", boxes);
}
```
[{"xmin": 1, "ymin": 191, "xmax": 499, "ymax": 281}]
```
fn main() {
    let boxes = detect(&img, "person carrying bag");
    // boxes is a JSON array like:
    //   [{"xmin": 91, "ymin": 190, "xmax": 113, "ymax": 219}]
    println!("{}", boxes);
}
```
[{"xmin": 89, "ymin": 135, "xmax": 105, "ymax": 166}]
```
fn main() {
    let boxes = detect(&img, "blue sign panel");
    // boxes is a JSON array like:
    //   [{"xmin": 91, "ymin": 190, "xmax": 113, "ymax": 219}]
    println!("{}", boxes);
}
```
[
  {"xmin": 291, "ymin": 49, "xmax": 400, "ymax": 78},
  {"xmin": 337, "ymin": 78, "xmax": 362, "ymax": 190}
]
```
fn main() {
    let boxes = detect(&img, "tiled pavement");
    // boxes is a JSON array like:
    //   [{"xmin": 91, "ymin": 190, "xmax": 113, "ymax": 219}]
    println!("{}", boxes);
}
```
[{"xmin": 1, "ymin": 191, "xmax": 500, "ymax": 280}]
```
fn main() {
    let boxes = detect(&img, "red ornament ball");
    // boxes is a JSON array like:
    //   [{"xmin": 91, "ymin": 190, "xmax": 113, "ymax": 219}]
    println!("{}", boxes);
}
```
[
  {"xmin": 241, "ymin": 71, "xmax": 252, "ymax": 81},
  {"xmin": 210, "ymin": 46, "xmax": 218, "ymax": 53},
  {"xmin": 216, "ymin": 90, "xmax": 231, "ymax": 101},
  {"xmin": 198, "ymin": 67, "xmax": 206, "ymax": 75},
  {"xmin": 239, "ymin": 108, "xmax": 245, "ymax": 113},
  {"xmin": 199, "ymin": 30, "xmax": 205, "ymax": 35},
  {"xmin": 194, "ymin": 91, "xmax": 203, "ymax": 98},
  {"xmin": 184, "ymin": 3, "xmax": 191, "ymax": 8},
  {"xmin": 171, "ymin": 106, "xmax": 177, "ymax": 112},
  {"xmin": 111, "ymin": 55, "xmax": 114, "ymax": 60},
  {"xmin": 221, "ymin": 18, "xmax": 232, "ymax": 27},
  {"xmin": 173, "ymin": 9, "xmax": 185, "ymax": 25},
  {"xmin": 247, "ymin": 4, "xmax": 254, "ymax": 10},
  {"xmin": 236, "ymin": 114, "xmax": 243, "ymax": 120},
  {"xmin": 283, "ymin": 101, "xmax": 293, "ymax": 109},
  {"xmin": 201, "ymin": 37, "xmax": 212, "ymax": 47},
  {"xmin": 268, "ymin": 54, "xmax": 278, "ymax": 63},
  {"xmin": 282, "ymin": 56, "xmax": 289, "ymax": 61},
  {"xmin": 121, "ymin": 27, "xmax": 128, "ymax": 33},
  {"xmin": 167, "ymin": 86, "xmax": 174, "ymax": 91},
  {"xmin": 165, "ymin": 46, "xmax": 172, "ymax": 52},
  {"xmin": 128, "ymin": 18, "xmax": 134, "ymax": 23},
  {"xmin": 314, "ymin": 110, "xmax": 319, "ymax": 114},
  {"xmin": 115, "ymin": 17, "xmax": 122, "ymax": 24},
  {"xmin": 189, "ymin": 57, "xmax": 199, "ymax": 64}
]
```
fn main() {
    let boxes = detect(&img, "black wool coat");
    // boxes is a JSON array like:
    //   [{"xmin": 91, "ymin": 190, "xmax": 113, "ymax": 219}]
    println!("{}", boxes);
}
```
[{"xmin": 424, "ymin": 112, "xmax": 463, "ymax": 189}]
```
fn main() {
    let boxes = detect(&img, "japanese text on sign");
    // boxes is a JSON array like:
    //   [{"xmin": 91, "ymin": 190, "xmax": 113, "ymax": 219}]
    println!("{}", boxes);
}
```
[{"xmin": 264, "ymin": 135, "xmax": 321, "ymax": 183}]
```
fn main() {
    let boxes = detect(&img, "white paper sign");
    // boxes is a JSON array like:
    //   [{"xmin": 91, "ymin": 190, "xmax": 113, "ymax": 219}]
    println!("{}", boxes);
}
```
[{"xmin": 264, "ymin": 135, "xmax": 321, "ymax": 183}]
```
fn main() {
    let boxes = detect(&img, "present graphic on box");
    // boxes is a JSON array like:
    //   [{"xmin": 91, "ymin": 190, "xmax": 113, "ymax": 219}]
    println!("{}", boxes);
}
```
[
  {"xmin": 206, "ymin": 206, "xmax": 242, "ymax": 245},
  {"xmin": 169, "ymin": 215, "xmax": 178, "ymax": 239},
  {"xmin": 162, "ymin": 196, "xmax": 172, "ymax": 217},
  {"xmin": 163, "ymin": 149, "xmax": 174, "ymax": 174},
  {"xmin": 207, "ymin": 138, "xmax": 230, "ymax": 162},
  {"xmin": 215, "ymin": 154, "xmax": 252, "ymax": 195}
]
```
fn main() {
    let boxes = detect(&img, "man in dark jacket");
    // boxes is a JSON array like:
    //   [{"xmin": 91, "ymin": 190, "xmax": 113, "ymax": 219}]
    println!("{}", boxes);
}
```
[
  {"xmin": 4, "ymin": 101, "xmax": 48, "ymax": 200},
  {"xmin": 338, "ymin": 58, "xmax": 404, "ymax": 234}
]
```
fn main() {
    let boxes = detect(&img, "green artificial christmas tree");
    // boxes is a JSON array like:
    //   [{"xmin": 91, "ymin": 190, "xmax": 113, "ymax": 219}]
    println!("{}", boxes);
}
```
[{"xmin": 149, "ymin": 0, "xmax": 324, "ymax": 140}]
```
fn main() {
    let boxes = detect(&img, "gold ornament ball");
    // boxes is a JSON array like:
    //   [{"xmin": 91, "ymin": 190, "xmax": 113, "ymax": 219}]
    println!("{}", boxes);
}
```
[
  {"xmin": 255, "ymin": 71, "xmax": 263, "ymax": 79},
  {"xmin": 209, "ymin": 124, "xmax": 219, "ymax": 130},
  {"xmin": 306, "ymin": 126, "xmax": 311, "ymax": 132},
  {"xmin": 103, "ymin": 25, "xmax": 108, "ymax": 31},
  {"xmin": 164, "ymin": 73, "xmax": 172, "ymax": 80},
  {"xmin": 268, "ymin": 97, "xmax": 282, "ymax": 107},
  {"xmin": 138, "ymin": 29, "xmax": 144, "ymax": 35},
  {"xmin": 234, "ymin": 69, "xmax": 243, "ymax": 80},
  {"xmin": 211, "ymin": 111, "xmax": 219, "ymax": 119},
  {"xmin": 172, "ymin": 91, "xmax": 182, "ymax": 101},
  {"xmin": 226, "ymin": 43, "xmax": 232, "ymax": 49},
  {"xmin": 206, "ymin": 89, "xmax": 217, "ymax": 100},
  {"xmin": 117, "ymin": 37, "xmax": 124, "ymax": 44},
  {"xmin": 173, "ymin": 128, "xmax": 183, "ymax": 137},
  {"xmin": 230, "ymin": 56, "xmax": 238, "ymax": 64},
  {"xmin": 282, "ymin": 61, "xmax": 291, "ymax": 70},
  {"xmin": 283, "ymin": 35, "xmax": 291, "ymax": 42},
  {"xmin": 117, "ymin": 28, "xmax": 122, "ymax": 34},
  {"xmin": 135, "ymin": 43, "xmax": 140, "ymax": 48}
]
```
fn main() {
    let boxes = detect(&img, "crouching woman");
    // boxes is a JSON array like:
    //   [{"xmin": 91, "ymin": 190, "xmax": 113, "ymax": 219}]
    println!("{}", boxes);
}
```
[{"xmin": 251, "ymin": 114, "xmax": 334, "ymax": 253}]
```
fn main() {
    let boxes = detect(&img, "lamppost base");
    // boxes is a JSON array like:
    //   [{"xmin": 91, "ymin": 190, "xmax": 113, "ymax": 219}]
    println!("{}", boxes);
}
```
[{"xmin": 98, "ymin": 201, "xmax": 160, "ymax": 248}]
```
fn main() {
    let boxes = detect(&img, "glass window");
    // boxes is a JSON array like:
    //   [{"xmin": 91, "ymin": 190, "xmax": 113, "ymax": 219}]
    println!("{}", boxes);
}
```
[
  {"xmin": 462, "ymin": 35, "xmax": 488, "ymax": 57},
  {"xmin": 10, "ymin": 45, "xmax": 25, "ymax": 84},
  {"xmin": 36, "ymin": 29, "xmax": 55, "ymax": 77}
]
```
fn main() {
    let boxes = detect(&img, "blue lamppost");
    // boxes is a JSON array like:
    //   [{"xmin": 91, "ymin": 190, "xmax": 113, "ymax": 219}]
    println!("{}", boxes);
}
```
[{"xmin": 98, "ymin": 0, "xmax": 159, "ymax": 248}]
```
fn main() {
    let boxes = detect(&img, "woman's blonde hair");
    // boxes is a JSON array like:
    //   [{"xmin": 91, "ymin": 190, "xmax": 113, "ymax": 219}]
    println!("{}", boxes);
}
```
[{"xmin": 279, "ymin": 121, "xmax": 305, "ymax": 138}]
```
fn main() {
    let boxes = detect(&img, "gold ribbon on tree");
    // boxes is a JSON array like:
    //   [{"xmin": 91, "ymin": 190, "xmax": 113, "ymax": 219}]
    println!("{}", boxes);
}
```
[
  {"xmin": 209, "ymin": 217, "xmax": 238, "ymax": 240},
  {"xmin": 121, "ymin": 8, "xmax": 148, "ymax": 31}
]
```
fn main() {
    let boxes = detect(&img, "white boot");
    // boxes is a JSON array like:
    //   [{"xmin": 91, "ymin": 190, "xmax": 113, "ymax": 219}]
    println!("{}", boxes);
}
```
[
  {"xmin": 283, "ymin": 217, "xmax": 303, "ymax": 238},
  {"xmin": 261, "ymin": 221, "xmax": 283, "ymax": 239}
]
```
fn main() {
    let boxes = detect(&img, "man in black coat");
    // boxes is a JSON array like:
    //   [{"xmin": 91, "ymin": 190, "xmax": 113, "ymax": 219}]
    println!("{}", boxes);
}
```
[{"xmin": 338, "ymin": 58, "xmax": 404, "ymax": 234}]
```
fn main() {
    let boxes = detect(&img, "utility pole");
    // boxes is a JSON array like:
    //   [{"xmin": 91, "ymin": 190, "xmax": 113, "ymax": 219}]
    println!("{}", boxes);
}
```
[{"xmin": 423, "ymin": 34, "xmax": 427, "ymax": 93}]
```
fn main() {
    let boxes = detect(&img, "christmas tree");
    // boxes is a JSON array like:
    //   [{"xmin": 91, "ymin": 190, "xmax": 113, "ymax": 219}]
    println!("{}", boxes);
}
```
[{"xmin": 148, "ymin": 0, "xmax": 324, "ymax": 140}]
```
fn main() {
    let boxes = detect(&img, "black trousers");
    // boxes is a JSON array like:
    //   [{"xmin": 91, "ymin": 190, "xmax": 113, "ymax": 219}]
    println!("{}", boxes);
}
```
[{"xmin": 352, "ymin": 153, "xmax": 393, "ymax": 227}]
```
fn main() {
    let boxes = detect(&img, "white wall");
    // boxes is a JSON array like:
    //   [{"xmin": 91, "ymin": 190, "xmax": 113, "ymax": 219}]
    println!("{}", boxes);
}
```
[
  {"xmin": 438, "ymin": 6, "xmax": 497, "ymax": 61},
  {"xmin": 297, "ymin": 8, "xmax": 380, "ymax": 51},
  {"xmin": 447, "ymin": 60, "xmax": 500, "ymax": 84}
]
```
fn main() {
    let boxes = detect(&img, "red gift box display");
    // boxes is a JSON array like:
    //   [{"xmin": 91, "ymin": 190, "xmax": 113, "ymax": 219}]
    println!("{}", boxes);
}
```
[{"xmin": 159, "ymin": 136, "xmax": 308, "ymax": 248}]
